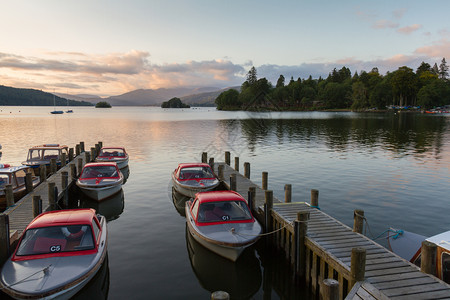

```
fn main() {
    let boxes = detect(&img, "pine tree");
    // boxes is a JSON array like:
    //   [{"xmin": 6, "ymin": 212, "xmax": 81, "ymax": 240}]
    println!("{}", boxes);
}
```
[
  {"xmin": 246, "ymin": 67, "xmax": 257, "ymax": 85},
  {"xmin": 439, "ymin": 57, "xmax": 449, "ymax": 80}
]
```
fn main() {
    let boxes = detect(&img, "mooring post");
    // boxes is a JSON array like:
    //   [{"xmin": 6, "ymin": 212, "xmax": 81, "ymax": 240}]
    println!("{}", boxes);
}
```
[
  {"xmin": 80, "ymin": 141, "xmax": 85, "ymax": 152},
  {"xmin": 249, "ymin": 186, "xmax": 256, "ymax": 213},
  {"xmin": 211, "ymin": 291, "xmax": 230, "ymax": 300},
  {"xmin": 50, "ymin": 158, "xmax": 57, "ymax": 174},
  {"xmin": 61, "ymin": 171, "xmax": 69, "ymax": 206},
  {"xmin": 209, "ymin": 157, "xmax": 214, "ymax": 170},
  {"xmin": 225, "ymin": 151, "xmax": 230, "ymax": 165},
  {"xmin": 230, "ymin": 174, "xmax": 237, "ymax": 191},
  {"xmin": 295, "ymin": 211, "xmax": 310, "ymax": 277},
  {"xmin": 95, "ymin": 143, "xmax": 100, "ymax": 156},
  {"xmin": 69, "ymin": 148, "xmax": 74, "ymax": 161},
  {"xmin": 310, "ymin": 189, "xmax": 319, "ymax": 209},
  {"xmin": 25, "ymin": 172, "xmax": 34, "ymax": 193},
  {"xmin": 244, "ymin": 162, "xmax": 250, "ymax": 179},
  {"xmin": 5, "ymin": 184, "xmax": 14, "ymax": 207},
  {"xmin": 98, "ymin": 141, "xmax": 103, "ymax": 149},
  {"xmin": 264, "ymin": 190, "xmax": 273, "ymax": 233},
  {"xmin": 262, "ymin": 171, "xmax": 268, "ymax": 190},
  {"xmin": 85, "ymin": 152, "xmax": 90, "ymax": 164},
  {"xmin": 285, "ymin": 184, "xmax": 292, "ymax": 203},
  {"xmin": 39, "ymin": 164, "xmax": 47, "ymax": 183},
  {"xmin": 0, "ymin": 214, "xmax": 10, "ymax": 265},
  {"xmin": 76, "ymin": 144, "xmax": 81, "ymax": 156},
  {"xmin": 78, "ymin": 158, "xmax": 83, "ymax": 176},
  {"xmin": 218, "ymin": 164, "xmax": 224, "ymax": 180},
  {"xmin": 322, "ymin": 279, "xmax": 339, "ymax": 300},
  {"xmin": 61, "ymin": 153, "xmax": 67, "ymax": 167},
  {"xmin": 70, "ymin": 164, "xmax": 77, "ymax": 180},
  {"xmin": 353, "ymin": 209, "xmax": 364, "ymax": 234},
  {"xmin": 350, "ymin": 247, "xmax": 366, "ymax": 287},
  {"xmin": 421, "ymin": 240, "xmax": 437, "ymax": 276},
  {"xmin": 234, "ymin": 157, "xmax": 239, "ymax": 171},
  {"xmin": 247, "ymin": 189, "xmax": 254, "ymax": 214},
  {"xmin": 201, "ymin": 152, "xmax": 207, "ymax": 163},
  {"xmin": 32, "ymin": 195, "xmax": 42, "ymax": 218},
  {"xmin": 90, "ymin": 147, "xmax": 96, "ymax": 161},
  {"xmin": 48, "ymin": 182, "xmax": 56, "ymax": 210}
]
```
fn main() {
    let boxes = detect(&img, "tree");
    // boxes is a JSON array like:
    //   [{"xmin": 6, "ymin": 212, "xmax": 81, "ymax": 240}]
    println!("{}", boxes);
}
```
[
  {"xmin": 215, "ymin": 89, "xmax": 241, "ymax": 110},
  {"xmin": 161, "ymin": 97, "xmax": 190, "ymax": 108},
  {"xmin": 276, "ymin": 75, "xmax": 285, "ymax": 88},
  {"xmin": 246, "ymin": 67, "xmax": 257, "ymax": 85},
  {"xmin": 391, "ymin": 66, "xmax": 418, "ymax": 106},
  {"xmin": 439, "ymin": 57, "xmax": 449, "ymax": 80},
  {"xmin": 416, "ymin": 61, "xmax": 431, "ymax": 76},
  {"xmin": 417, "ymin": 80, "xmax": 450, "ymax": 108}
]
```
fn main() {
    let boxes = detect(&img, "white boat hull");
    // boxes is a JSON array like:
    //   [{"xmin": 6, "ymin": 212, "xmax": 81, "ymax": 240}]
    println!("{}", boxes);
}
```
[
  {"xmin": 95, "ymin": 157, "xmax": 129, "ymax": 169},
  {"xmin": 76, "ymin": 183, "xmax": 122, "ymax": 201},
  {"xmin": 172, "ymin": 175, "xmax": 219, "ymax": 198}
]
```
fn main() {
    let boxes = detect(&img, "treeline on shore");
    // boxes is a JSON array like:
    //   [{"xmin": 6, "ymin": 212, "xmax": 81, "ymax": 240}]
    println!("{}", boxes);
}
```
[
  {"xmin": 0, "ymin": 85, "xmax": 93, "ymax": 106},
  {"xmin": 215, "ymin": 58, "xmax": 450, "ymax": 111}
]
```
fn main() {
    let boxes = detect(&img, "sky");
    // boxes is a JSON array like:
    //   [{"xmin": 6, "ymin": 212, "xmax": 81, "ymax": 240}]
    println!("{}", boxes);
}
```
[{"xmin": 0, "ymin": 0, "xmax": 449, "ymax": 97}]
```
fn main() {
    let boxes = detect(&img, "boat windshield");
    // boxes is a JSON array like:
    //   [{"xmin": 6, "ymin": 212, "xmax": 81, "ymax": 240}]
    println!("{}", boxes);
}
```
[
  {"xmin": 16, "ymin": 225, "xmax": 95, "ymax": 256},
  {"xmin": 179, "ymin": 167, "xmax": 214, "ymax": 180},
  {"xmin": 197, "ymin": 201, "xmax": 252, "ymax": 223},
  {"xmin": 27, "ymin": 149, "xmax": 43, "ymax": 161},
  {"xmin": 81, "ymin": 166, "xmax": 119, "ymax": 178},
  {"xmin": 99, "ymin": 149, "xmax": 125, "ymax": 157},
  {"xmin": 0, "ymin": 174, "xmax": 9, "ymax": 188},
  {"xmin": 42, "ymin": 149, "xmax": 60, "ymax": 161}
]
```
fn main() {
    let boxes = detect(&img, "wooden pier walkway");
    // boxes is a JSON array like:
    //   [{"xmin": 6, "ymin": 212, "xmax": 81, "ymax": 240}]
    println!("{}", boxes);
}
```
[{"xmin": 211, "ymin": 156, "xmax": 450, "ymax": 300}]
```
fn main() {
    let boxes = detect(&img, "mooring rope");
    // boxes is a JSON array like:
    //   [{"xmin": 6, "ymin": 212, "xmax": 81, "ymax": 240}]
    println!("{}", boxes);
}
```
[
  {"xmin": 0, "ymin": 264, "xmax": 52, "ymax": 290},
  {"xmin": 231, "ymin": 221, "xmax": 292, "ymax": 237},
  {"xmin": 354, "ymin": 211, "xmax": 404, "ymax": 241}
]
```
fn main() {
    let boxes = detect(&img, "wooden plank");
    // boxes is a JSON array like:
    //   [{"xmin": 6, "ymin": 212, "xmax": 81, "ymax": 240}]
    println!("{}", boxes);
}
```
[
  {"xmin": 374, "ymin": 276, "xmax": 438, "ymax": 290},
  {"xmin": 382, "ymin": 283, "xmax": 450, "ymax": 297},
  {"xmin": 367, "ymin": 271, "xmax": 430, "ymax": 284},
  {"xmin": 390, "ymin": 290, "xmax": 450, "ymax": 300}
]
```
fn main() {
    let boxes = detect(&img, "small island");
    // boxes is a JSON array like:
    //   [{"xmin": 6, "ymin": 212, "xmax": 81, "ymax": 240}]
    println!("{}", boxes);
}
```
[
  {"xmin": 95, "ymin": 101, "xmax": 112, "ymax": 108},
  {"xmin": 161, "ymin": 97, "xmax": 190, "ymax": 108}
]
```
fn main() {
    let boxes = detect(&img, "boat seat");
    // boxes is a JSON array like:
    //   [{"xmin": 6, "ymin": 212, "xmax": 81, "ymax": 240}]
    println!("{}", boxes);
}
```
[
  {"xmin": 33, "ymin": 237, "xmax": 67, "ymax": 253},
  {"xmin": 213, "ymin": 207, "xmax": 224, "ymax": 217},
  {"xmin": 204, "ymin": 210, "xmax": 218, "ymax": 221}
]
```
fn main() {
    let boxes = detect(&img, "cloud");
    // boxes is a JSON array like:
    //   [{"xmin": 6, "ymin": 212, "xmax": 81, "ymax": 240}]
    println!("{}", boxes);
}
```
[
  {"xmin": 393, "ymin": 8, "xmax": 407, "ymax": 19},
  {"xmin": 373, "ymin": 19, "xmax": 399, "ymax": 29},
  {"xmin": 415, "ymin": 38, "xmax": 450, "ymax": 58},
  {"xmin": 397, "ymin": 24, "xmax": 422, "ymax": 35}
]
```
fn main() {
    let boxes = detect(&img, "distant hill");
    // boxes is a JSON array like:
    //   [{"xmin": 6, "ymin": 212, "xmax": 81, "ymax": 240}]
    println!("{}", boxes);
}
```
[
  {"xmin": 55, "ymin": 92, "xmax": 102, "ymax": 104},
  {"xmin": 181, "ymin": 86, "xmax": 240, "ymax": 106},
  {"xmin": 104, "ymin": 87, "xmax": 222, "ymax": 106},
  {"xmin": 0, "ymin": 85, "xmax": 93, "ymax": 106}
]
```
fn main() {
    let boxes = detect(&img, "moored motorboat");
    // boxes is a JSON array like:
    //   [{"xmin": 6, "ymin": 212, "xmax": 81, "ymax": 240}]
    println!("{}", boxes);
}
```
[
  {"xmin": 185, "ymin": 190, "xmax": 262, "ymax": 262},
  {"xmin": 76, "ymin": 162, "xmax": 123, "ymax": 201},
  {"xmin": 95, "ymin": 147, "xmax": 129, "ymax": 169},
  {"xmin": 172, "ymin": 163, "xmax": 219, "ymax": 198},
  {"xmin": 22, "ymin": 144, "xmax": 69, "ymax": 175},
  {"xmin": 0, "ymin": 164, "xmax": 40, "ymax": 211},
  {"xmin": 388, "ymin": 228, "xmax": 450, "ymax": 283},
  {"xmin": 0, "ymin": 208, "xmax": 108, "ymax": 299}
]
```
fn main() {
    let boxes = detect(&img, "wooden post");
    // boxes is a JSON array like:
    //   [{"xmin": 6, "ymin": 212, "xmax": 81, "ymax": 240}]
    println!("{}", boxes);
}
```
[
  {"xmin": 61, "ymin": 171, "xmax": 68, "ymax": 190},
  {"xmin": 98, "ymin": 141, "xmax": 103, "ymax": 149},
  {"xmin": 48, "ymin": 182, "xmax": 56, "ymax": 210},
  {"xmin": 353, "ymin": 209, "xmax": 364, "ymax": 234},
  {"xmin": 5, "ymin": 184, "xmax": 14, "ymax": 207},
  {"xmin": 217, "ymin": 164, "xmax": 224, "ymax": 180},
  {"xmin": 311, "ymin": 189, "xmax": 319, "ymax": 208},
  {"xmin": 95, "ymin": 143, "xmax": 100, "ymax": 156},
  {"xmin": 25, "ymin": 172, "xmax": 34, "ymax": 193},
  {"xmin": 50, "ymin": 158, "xmax": 57, "ymax": 174},
  {"xmin": 80, "ymin": 141, "xmax": 85, "ymax": 152},
  {"xmin": 249, "ymin": 186, "xmax": 256, "ymax": 213},
  {"xmin": 285, "ymin": 184, "xmax": 292, "ymax": 203},
  {"xmin": 322, "ymin": 279, "xmax": 339, "ymax": 300},
  {"xmin": 69, "ymin": 148, "xmax": 74, "ymax": 161},
  {"xmin": 85, "ymin": 152, "xmax": 90, "ymax": 164},
  {"xmin": 350, "ymin": 247, "xmax": 366, "ymax": 287},
  {"xmin": 0, "ymin": 214, "xmax": 10, "ymax": 264},
  {"xmin": 32, "ymin": 195, "xmax": 42, "ymax": 218},
  {"xmin": 264, "ymin": 190, "xmax": 273, "ymax": 233},
  {"xmin": 90, "ymin": 147, "xmax": 96, "ymax": 161},
  {"xmin": 61, "ymin": 152, "xmax": 67, "ymax": 167},
  {"xmin": 202, "ymin": 152, "xmax": 207, "ymax": 163},
  {"xmin": 78, "ymin": 158, "xmax": 83, "ymax": 176},
  {"xmin": 234, "ymin": 157, "xmax": 239, "ymax": 171},
  {"xmin": 211, "ymin": 291, "xmax": 229, "ymax": 300},
  {"xmin": 39, "ymin": 164, "xmax": 47, "ymax": 183},
  {"xmin": 230, "ymin": 174, "xmax": 236, "ymax": 191},
  {"xmin": 225, "ymin": 151, "xmax": 230, "ymax": 165},
  {"xmin": 295, "ymin": 211, "xmax": 310, "ymax": 277},
  {"xmin": 209, "ymin": 157, "xmax": 214, "ymax": 170},
  {"xmin": 421, "ymin": 241, "xmax": 437, "ymax": 276},
  {"xmin": 244, "ymin": 162, "xmax": 250, "ymax": 179},
  {"xmin": 70, "ymin": 164, "xmax": 77, "ymax": 180},
  {"xmin": 76, "ymin": 144, "xmax": 81, "ymax": 156},
  {"xmin": 262, "ymin": 171, "xmax": 268, "ymax": 190}
]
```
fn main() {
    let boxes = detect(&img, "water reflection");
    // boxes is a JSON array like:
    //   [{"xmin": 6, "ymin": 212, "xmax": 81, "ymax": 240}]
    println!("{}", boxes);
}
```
[
  {"xmin": 120, "ymin": 166, "xmax": 130, "ymax": 184},
  {"xmin": 70, "ymin": 189, "xmax": 125, "ymax": 221},
  {"xmin": 172, "ymin": 187, "xmax": 190, "ymax": 217},
  {"xmin": 72, "ymin": 254, "xmax": 110, "ymax": 299},
  {"xmin": 185, "ymin": 226, "xmax": 261, "ymax": 299}
]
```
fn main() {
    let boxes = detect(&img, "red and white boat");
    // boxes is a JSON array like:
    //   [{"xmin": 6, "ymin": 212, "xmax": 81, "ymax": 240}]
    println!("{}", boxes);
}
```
[
  {"xmin": 95, "ymin": 147, "xmax": 129, "ymax": 169},
  {"xmin": 76, "ymin": 162, "xmax": 123, "ymax": 201},
  {"xmin": 388, "ymin": 229, "xmax": 450, "ymax": 283},
  {"xmin": 0, "ymin": 208, "xmax": 108, "ymax": 299},
  {"xmin": 185, "ymin": 191, "xmax": 262, "ymax": 261},
  {"xmin": 172, "ymin": 163, "xmax": 219, "ymax": 198}
]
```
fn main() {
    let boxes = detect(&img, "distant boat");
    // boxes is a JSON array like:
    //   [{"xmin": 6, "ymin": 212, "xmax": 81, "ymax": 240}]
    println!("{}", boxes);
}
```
[
  {"xmin": 66, "ymin": 98, "xmax": 73, "ymax": 113},
  {"xmin": 50, "ymin": 93, "xmax": 64, "ymax": 114}
]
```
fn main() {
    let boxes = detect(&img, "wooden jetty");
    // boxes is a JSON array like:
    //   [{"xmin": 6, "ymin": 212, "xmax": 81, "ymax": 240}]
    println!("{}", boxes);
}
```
[
  {"xmin": 205, "ymin": 152, "xmax": 450, "ymax": 300},
  {"xmin": 0, "ymin": 142, "xmax": 103, "ymax": 265}
]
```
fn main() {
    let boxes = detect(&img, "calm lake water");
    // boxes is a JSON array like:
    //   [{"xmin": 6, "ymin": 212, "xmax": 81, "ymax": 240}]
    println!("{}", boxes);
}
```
[{"xmin": 1, "ymin": 106, "xmax": 449, "ymax": 299}]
